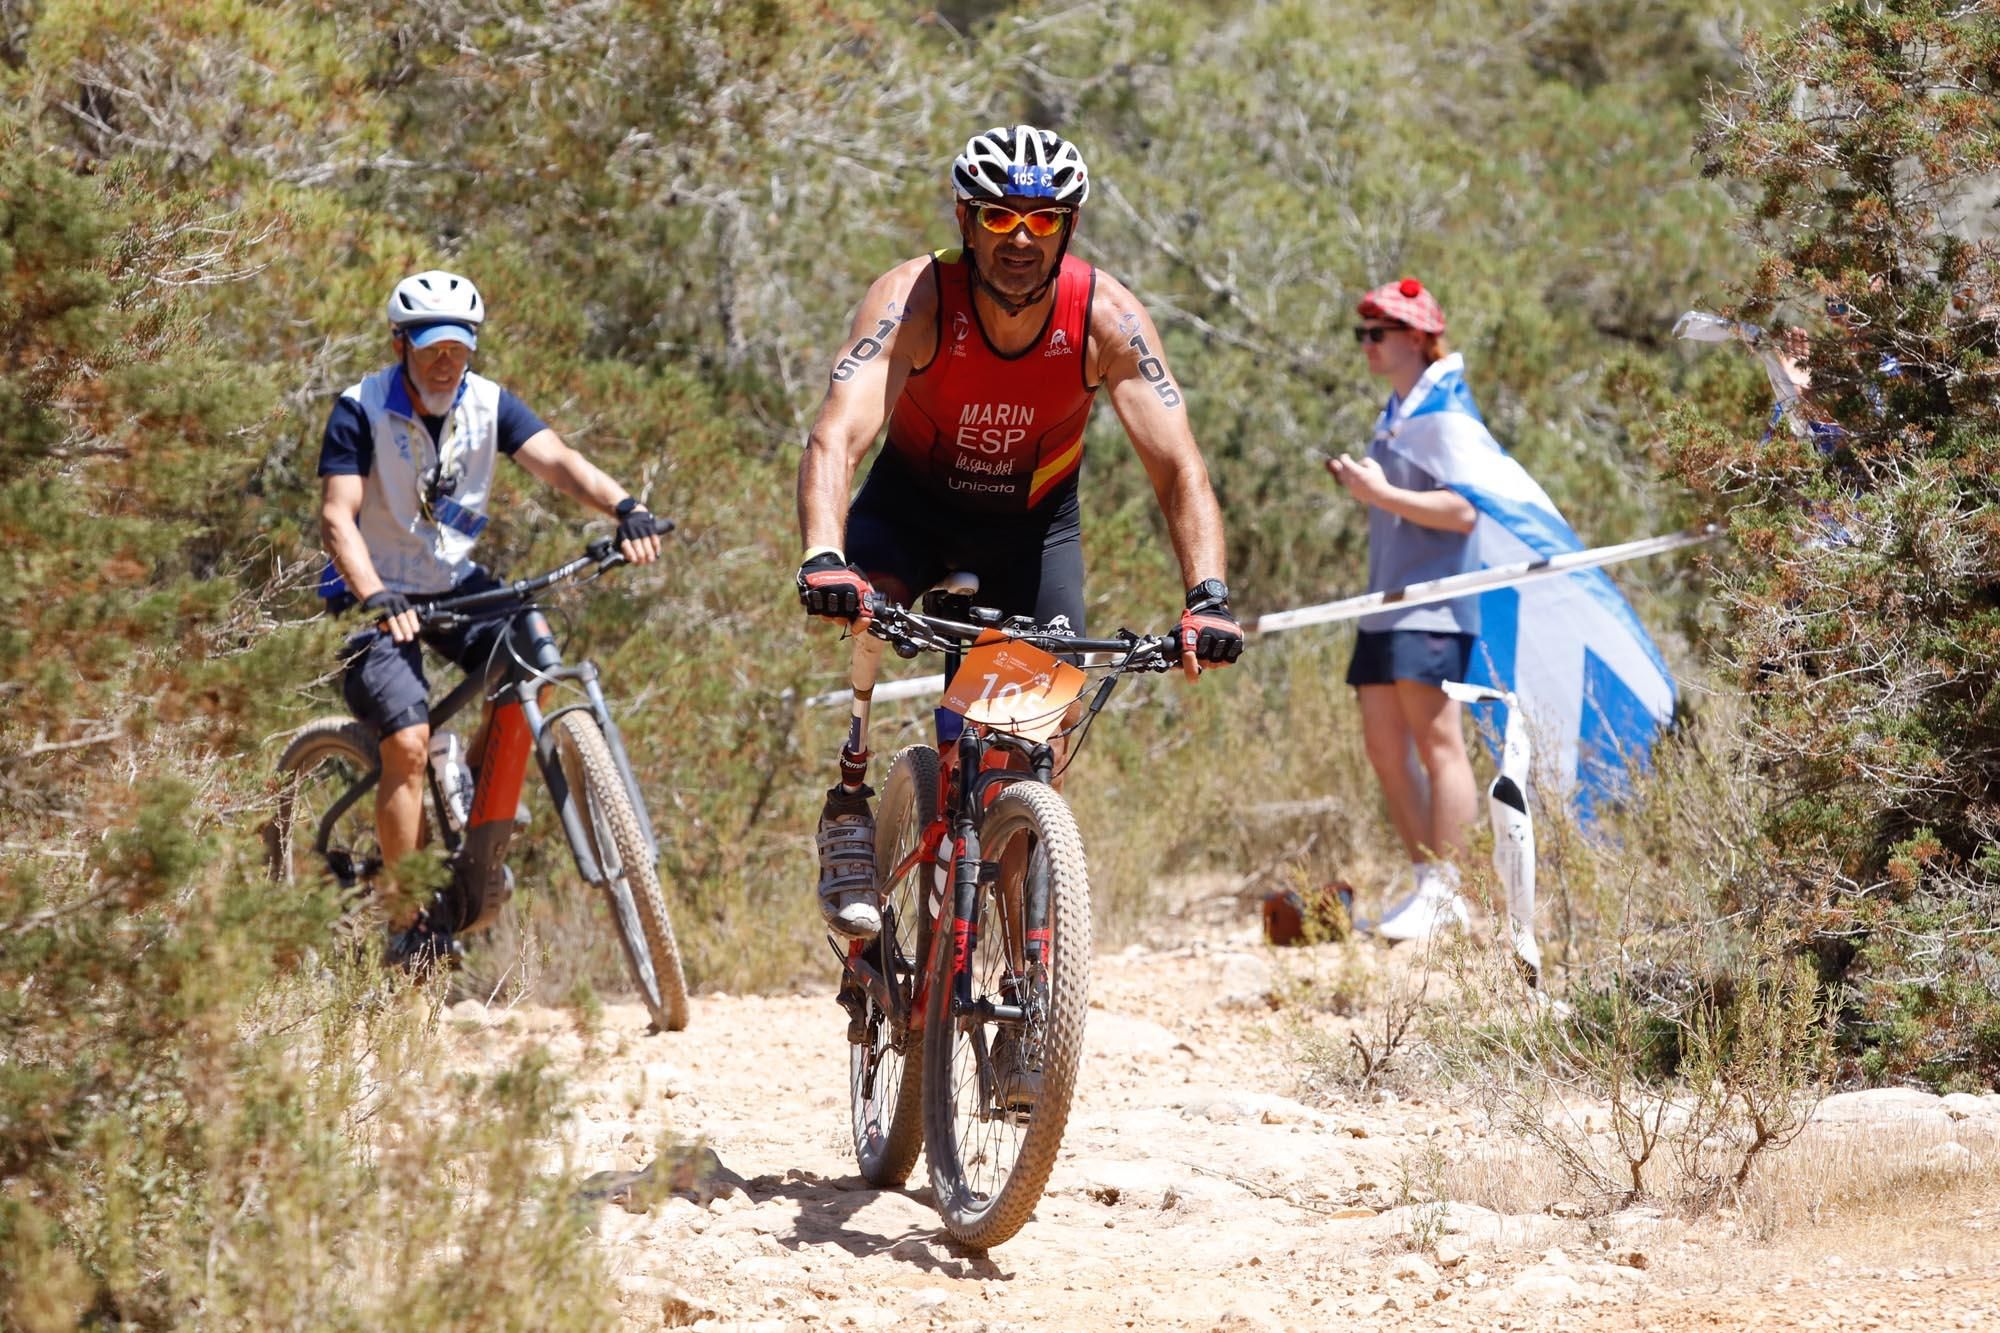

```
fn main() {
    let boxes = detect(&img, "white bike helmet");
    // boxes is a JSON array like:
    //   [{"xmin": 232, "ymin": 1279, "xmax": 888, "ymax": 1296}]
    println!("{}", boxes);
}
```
[
  {"xmin": 386, "ymin": 270, "xmax": 485, "ymax": 344},
  {"xmin": 951, "ymin": 125, "xmax": 1090, "ymax": 207}
]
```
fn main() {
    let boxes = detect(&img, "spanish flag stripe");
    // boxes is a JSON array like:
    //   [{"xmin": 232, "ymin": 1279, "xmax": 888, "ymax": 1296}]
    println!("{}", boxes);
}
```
[{"xmin": 1028, "ymin": 433, "xmax": 1085, "ymax": 507}]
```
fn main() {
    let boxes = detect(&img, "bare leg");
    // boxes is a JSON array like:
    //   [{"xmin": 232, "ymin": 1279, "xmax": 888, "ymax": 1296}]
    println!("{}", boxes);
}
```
[
  {"xmin": 376, "ymin": 721, "xmax": 430, "ymax": 927},
  {"xmin": 1396, "ymin": 680, "xmax": 1477, "ymax": 866},
  {"xmin": 1357, "ymin": 684, "xmax": 1426, "ymax": 862}
]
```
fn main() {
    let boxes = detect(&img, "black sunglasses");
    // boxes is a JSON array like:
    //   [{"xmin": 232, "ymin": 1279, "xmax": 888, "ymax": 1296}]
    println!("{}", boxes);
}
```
[{"xmin": 1352, "ymin": 325, "xmax": 1407, "ymax": 344}]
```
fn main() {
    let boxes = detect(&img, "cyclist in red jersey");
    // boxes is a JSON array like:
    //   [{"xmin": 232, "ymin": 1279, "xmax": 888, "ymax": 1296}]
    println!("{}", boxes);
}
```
[{"xmin": 794, "ymin": 125, "xmax": 1243, "ymax": 939}]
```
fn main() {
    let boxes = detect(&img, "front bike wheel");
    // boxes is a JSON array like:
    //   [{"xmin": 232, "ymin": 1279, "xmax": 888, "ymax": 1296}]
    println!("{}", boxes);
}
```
[
  {"xmin": 851, "ymin": 744, "xmax": 938, "ymax": 1187},
  {"xmin": 922, "ymin": 779, "xmax": 1092, "ymax": 1249},
  {"xmin": 268, "ymin": 716, "xmax": 382, "ymax": 896},
  {"xmin": 552, "ymin": 711, "xmax": 690, "ymax": 1033}
]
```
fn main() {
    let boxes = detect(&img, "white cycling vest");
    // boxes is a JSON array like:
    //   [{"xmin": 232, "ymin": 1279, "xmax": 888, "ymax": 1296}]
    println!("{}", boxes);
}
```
[{"xmin": 341, "ymin": 365, "xmax": 506, "ymax": 594}]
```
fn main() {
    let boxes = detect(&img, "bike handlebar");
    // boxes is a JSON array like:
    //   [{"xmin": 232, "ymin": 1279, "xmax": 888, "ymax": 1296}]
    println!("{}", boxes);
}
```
[
  {"xmin": 860, "ymin": 594, "xmax": 1179, "ymax": 673},
  {"xmin": 395, "ymin": 526, "xmax": 675, "ymax": 626}
]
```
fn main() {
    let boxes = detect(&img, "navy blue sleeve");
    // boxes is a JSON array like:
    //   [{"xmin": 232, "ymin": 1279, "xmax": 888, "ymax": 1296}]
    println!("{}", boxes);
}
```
[
  {"xmin": 495, "ymin": 390, "xmax": 549, "ymax": 457},
  {"xmin": 317, "ymin": 398, "xmax": 373, "ymax": 477}
]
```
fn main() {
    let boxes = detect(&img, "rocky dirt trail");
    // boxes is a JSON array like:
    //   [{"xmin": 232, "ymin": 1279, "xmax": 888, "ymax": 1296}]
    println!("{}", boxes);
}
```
[{"xmin": 441, "ymin": 912, "xmax": 2000, "ymax": 1331}]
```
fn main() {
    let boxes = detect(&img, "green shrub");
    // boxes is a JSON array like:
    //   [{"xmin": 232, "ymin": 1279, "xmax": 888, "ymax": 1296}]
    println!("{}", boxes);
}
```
[{"xmin": 1668, "ymin": 0, "xmax": 2000, "ymax": 1087}]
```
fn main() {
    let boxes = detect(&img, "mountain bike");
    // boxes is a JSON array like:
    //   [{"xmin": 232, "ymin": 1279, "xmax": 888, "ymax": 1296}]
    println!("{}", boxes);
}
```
[
  {"xmin": 266, "ymin": 538, "xmax": 689, "ymax": 1033},
  {"xmin": 838, "ymin": 584, "xmax": 1177, "ymax": 1248}
]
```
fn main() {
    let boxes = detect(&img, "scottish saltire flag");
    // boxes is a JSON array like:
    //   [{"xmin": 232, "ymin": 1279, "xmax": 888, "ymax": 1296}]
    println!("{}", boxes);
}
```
[{"xmin": 1376, "ymin": 354, "xmax": 1676, "ymax": 817}]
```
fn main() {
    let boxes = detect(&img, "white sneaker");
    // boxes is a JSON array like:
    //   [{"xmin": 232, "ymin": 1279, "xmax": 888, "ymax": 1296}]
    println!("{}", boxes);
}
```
[
  {"xmin": 1354, "ymin": 864, "xmax": 1426, "ymax": 934},
  {"xmin": 1375, "ymin": 865, "xmax": 1470, "ymax": 943}
]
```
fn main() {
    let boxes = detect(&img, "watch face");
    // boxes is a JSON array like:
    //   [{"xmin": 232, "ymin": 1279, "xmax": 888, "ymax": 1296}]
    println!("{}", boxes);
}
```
[{"xmin": 1189, "ymin": 578, "xmax": 1229, "ymax": 607}]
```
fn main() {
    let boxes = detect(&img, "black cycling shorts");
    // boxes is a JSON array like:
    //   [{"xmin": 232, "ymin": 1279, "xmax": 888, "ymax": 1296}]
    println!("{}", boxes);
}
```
[
  {"xmin": 1345, "ymin": 628, "xmax": 1476, "ymax": 689},
  {"xmin": 339, "ymin": 570, "xmax": 520, "ymax": 737},
  {"xmin": 845, "ymin": 459, "xmax": 1087, "ymax": 636}
]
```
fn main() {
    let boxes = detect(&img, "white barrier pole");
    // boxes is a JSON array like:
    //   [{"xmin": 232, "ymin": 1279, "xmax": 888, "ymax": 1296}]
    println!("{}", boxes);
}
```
[{"xmin": 1253, "ymin": 525, "xmax": 1718, "ymax": 635}]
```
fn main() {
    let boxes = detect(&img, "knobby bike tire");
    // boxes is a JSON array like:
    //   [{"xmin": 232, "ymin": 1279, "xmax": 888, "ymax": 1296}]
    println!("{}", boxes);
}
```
[
  {"xmin": 268, "ymin": 716, "xmax": 382, "ymax": 889},
  {"xmin": 922, "ymin": 779, "xmax": 1092, "ymax": 1250},
  {"xmin": 851, "ymin": 744, "xmax": 939, "ymax": 1188},
  {"xmin": 553, "ymin": 712, "xmax": 690, "ymax": 1033}
]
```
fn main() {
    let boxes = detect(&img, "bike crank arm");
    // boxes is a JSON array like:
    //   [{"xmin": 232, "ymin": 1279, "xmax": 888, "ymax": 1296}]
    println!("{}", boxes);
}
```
[{"xmin": 830, "ymin": 937, "xmax": 902, "ymax": 1032}]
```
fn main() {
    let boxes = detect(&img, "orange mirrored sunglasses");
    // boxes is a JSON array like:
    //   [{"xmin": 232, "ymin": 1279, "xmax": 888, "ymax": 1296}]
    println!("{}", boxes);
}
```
[{"xmin": 974, "ymin": 204, "xmax": 1073, "ymax": 238}]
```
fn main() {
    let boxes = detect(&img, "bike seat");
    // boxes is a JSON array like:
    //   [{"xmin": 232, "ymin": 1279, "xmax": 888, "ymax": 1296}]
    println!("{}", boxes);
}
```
[{"xmin": 922, "ymin": 570, "xmax": 983, "ymax": 622}]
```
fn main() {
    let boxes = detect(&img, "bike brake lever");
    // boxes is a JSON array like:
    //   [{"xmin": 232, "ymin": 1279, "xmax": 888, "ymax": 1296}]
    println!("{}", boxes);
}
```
[{"xmin": 585, "ymin": 536, "xmax": 632, "ymax": 570}]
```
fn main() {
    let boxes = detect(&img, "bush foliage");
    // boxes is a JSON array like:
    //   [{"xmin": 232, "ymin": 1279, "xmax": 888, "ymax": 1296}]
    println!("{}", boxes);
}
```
[{"xmin": 1669, "ymin": 0, "xmax": 2000, "ymax": 1088}]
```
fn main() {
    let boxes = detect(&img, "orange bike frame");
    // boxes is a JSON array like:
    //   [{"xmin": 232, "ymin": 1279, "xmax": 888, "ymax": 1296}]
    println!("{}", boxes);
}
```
[{"xmin": 469, "ymin": 700, "xmax": 534, "ymax": 830}]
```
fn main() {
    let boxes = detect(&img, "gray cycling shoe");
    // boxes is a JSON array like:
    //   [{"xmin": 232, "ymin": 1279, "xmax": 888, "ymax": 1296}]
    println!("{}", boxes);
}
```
[{"xmin": 816, "ymin": 785, "xmax": 880, "ymax": 940}]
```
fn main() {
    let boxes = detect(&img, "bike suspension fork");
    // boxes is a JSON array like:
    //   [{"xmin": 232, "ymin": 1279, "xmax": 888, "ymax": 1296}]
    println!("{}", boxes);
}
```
[
  {"xmin": 838, "ymin": 633, "xmax": 887, "ymax": 792},
  {"xmin": 947, "ymin": 730, "xmax": 987, "ymax": 1010},
  {"xmin": 948, "ymin": 815, "xmax": 983, "ymax": 1011}
]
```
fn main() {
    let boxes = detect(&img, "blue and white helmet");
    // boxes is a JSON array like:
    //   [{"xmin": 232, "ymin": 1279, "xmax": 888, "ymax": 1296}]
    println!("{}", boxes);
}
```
[
  {"xmin": 386, "ymin": 270, "xmax": 485, "ymax": 331},
  {"xmin": 951, "ymin": 125, "xmax": 1090, "ymax": 207}
]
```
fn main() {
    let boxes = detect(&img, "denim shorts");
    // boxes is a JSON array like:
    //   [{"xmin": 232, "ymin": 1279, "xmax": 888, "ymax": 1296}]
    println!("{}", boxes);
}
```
[{"xmin": 1345, "ymin": 628, "xmax": 1476, "ymax": 688}]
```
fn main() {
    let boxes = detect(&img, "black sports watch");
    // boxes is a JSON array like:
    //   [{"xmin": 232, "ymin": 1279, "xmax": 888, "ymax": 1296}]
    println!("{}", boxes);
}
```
[
  {"xmin": 1185, "ymin": 578, "xmax": 1231, "ymax": 611},
  {"xmin": 614, "ymin": 497, "xmax": 643, "ymax": 519}
]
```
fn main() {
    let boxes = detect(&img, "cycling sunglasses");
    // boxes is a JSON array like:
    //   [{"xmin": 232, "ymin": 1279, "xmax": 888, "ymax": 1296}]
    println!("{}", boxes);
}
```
[
  {"xmin": 975, "ymin": 204, "xmax": 1074, "ymax": 238},
  {"xmin": 1352, "ymin": 324, "xmax": 1409, "ymax": 344}
]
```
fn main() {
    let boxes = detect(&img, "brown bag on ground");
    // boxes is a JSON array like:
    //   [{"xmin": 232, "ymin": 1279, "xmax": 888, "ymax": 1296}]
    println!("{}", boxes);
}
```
[{"xmin": 1262, "ymin": 881, "xmax": 1355, "ymax": 946}]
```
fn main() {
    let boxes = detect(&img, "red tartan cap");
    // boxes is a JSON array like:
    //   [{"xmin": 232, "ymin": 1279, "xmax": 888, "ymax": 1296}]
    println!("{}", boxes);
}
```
[{"xmin": 1357, "ymin": 277, "xmax": 1445, "ymax": 334}]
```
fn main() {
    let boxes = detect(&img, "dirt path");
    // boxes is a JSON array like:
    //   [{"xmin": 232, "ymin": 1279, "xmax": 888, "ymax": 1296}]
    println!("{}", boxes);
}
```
[{"xmin": 441, "ymin": 922, "xmax": 2000, "ymax": 1331}]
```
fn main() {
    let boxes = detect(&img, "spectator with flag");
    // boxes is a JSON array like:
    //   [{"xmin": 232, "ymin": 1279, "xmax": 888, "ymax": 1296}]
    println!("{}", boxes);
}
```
[
  {"xmin": 1328, "ymin": 277, "xmax": 1678, "ymax": 948},
  {"xmin": 1327, "ymin": 278, "xmax": 1483, "ymax": 942}
]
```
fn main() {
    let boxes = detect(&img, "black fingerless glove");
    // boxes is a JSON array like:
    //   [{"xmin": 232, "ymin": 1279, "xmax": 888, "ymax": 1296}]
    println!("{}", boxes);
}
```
[
  {"xmin": 614, "ymin": 498, "xmax": 664, "ymax": 545},
  {"xmin": 361, "ymin": 589, "xmax": 413, "ymax": 620},
  {"xmin": 796, "ymin": 551, "xmax": 874, "ymax": 622},
  {"xmin": 1178, "ymin": 581, "xmax": 1244, "ymax": 666}
]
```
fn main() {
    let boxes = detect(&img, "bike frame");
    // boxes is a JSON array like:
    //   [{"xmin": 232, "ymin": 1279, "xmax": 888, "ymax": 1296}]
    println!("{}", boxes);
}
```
[
  {"xmin": 843, "ymin": 600, "xmax": 1168, "ymax": 1092},
  {"xmin": 305, "ymin": 544, "xmax": 659, "ymax": 933}
]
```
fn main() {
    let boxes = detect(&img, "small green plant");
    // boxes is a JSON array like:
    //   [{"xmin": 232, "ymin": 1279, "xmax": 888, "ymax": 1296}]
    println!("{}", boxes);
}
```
[{"xmin": 1395, "ymin": 1143, "xmax": 1452, "ymax": 1253}]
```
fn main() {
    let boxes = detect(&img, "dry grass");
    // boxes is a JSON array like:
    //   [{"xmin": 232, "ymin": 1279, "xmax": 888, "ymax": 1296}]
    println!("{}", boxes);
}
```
[{"xmin": 1436, "ymin": 1117, "xmax": 2000, "ymax": 1226}]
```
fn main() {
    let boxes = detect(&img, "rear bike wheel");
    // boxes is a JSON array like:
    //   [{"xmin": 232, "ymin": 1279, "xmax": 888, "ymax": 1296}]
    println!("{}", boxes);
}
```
[
  {"xmin": 851, "ymin": 744, "xmax": 938, "ymax": 1187},
  {"xmin": 553, "ymin": 711, "xmax": 689, "ymax": 1033},
  {"xmin": 922, "ymin": 779, "xmax": 1091, "ymax": 1249},
  {"xmin": 268, "ymin": 716, "xmax": 383, "ymax": 898}
]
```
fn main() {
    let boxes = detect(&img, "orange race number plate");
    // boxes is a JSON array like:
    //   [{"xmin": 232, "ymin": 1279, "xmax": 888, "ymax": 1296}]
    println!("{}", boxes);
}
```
[{"xmin": 941, "ymin": 632, "xmax": 1088, "ymax": 744}]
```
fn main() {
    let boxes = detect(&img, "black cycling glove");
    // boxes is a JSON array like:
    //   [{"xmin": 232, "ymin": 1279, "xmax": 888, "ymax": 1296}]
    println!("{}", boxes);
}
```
[
  {"xmin": 1178, "ymin": 603, "xmax": 1244, "ymax": 666},
  {"xmin": 796, "ymin": 551, "xmax": 875, "ymax": 623},
  {"xmin": 361, "ymin": 589, "xmax": 414, "ymax": 620},
  {"xmin": 1177, "ymin": 581, "xmax": 1244, "ymax": 667},
  {"xmin": 614, "ymin": 498, "xmax": 665, "ymax": 546}
]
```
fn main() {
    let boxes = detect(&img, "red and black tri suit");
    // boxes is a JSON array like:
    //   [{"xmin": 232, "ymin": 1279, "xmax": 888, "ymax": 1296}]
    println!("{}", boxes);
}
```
[{"xmin": 846, "ymin": 249, "xmax": 1098, "ymax": 634}]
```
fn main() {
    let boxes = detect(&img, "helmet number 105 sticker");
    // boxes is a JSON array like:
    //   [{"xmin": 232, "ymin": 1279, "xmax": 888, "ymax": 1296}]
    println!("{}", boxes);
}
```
[{"xmin": 942, "ymin": 634, "xmax": 1088, "ymax": 744}]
